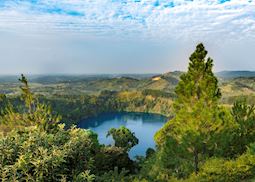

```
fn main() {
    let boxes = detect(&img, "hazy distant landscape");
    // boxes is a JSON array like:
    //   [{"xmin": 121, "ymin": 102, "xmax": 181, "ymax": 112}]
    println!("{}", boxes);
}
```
[{"xmin": 1, "ymin": 70, "xmax": 254, "ymax": 101}]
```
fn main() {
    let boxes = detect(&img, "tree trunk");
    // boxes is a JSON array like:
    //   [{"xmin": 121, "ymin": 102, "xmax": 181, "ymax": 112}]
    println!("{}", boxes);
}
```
[{"xmin": 194, "ymin": 148, "xmax": 199, "ymax": 175}]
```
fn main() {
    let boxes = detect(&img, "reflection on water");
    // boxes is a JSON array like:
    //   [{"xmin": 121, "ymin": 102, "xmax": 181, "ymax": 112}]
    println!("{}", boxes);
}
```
[{"xmin": 78, "ymin": 112, "xmax": 168, "ymax": 158}]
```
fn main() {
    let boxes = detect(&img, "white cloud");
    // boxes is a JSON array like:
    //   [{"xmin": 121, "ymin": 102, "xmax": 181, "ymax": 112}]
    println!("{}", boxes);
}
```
[{"xmin": 0, "ymin": 0, "xmax": 254, "ymax": 42}]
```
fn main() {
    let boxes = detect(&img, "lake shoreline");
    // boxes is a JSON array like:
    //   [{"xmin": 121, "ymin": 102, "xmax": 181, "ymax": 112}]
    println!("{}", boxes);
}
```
[{"xmin": 77, "ymin": 112, "xmax": 168, "ymax": 158}]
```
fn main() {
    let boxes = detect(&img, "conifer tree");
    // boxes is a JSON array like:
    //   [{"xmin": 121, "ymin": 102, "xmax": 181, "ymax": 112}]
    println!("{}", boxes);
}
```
[
  {"xmin": 227, "ymin": 99, "xmax": 255, "ymax": 157},
  {"xmin": 0, "ymin": 75, "xmax": 60, "ymax": 132},
  {"xmin": 19, "ymin": 74, "xmax": 35, "ymax": 113},
  {"xmin": 155, "ymin": 43, "xmax": 225, "ymax": 176}
]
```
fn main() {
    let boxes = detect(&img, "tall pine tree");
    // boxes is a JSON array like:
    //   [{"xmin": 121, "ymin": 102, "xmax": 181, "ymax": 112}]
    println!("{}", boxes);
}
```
[{"xmin": 155, "ymin": 43, "xmax": 226, "ymax": 177}]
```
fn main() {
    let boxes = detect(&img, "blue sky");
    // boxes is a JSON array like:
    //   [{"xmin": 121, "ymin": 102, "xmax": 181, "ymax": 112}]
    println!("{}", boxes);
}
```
[{"xmin": 0, "ymin": 0, "xmax": 254, "ymax": 74}]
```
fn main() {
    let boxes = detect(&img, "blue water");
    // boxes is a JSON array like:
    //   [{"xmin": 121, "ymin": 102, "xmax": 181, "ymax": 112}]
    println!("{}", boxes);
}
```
[{"xmin": 78, "ymin": 112, "xmax": 168, "ymax": 158}]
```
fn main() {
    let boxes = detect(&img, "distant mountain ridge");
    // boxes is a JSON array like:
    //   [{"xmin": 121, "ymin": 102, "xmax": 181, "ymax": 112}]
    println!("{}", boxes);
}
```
[
  {"xmin": 216, "ymin": 71, "xmax": 255, "ymax": 79},
  {"xmin": 0, "ymin": 71, "xmax": 254, "ymax": 84}
]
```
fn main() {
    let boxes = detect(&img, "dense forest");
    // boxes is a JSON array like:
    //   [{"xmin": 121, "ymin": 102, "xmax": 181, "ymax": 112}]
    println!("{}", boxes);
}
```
[{"xmin": 1, "ymin": 43, "xmax": 255, "ymax": 181}]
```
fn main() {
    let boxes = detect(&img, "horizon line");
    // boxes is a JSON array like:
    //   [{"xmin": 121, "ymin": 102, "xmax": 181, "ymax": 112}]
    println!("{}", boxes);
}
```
[{"xmin": 0, "ymin": 70, "xmax": 255, "ymax": 76}]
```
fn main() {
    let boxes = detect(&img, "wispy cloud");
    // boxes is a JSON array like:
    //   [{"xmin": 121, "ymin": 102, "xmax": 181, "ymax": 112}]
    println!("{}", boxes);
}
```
[{"xmin": 0, "ymin": 0, "xmax": 254, "ymax": 42}]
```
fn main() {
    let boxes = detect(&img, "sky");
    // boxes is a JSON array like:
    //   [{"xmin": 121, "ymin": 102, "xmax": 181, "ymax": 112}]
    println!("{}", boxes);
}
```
[{"xmin": 0, "ymin": 0, "xmax": 254, "ymax": 74}]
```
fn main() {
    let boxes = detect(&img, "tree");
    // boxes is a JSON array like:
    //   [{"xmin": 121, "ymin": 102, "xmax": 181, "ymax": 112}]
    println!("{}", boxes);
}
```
[
  {"xmin": 155, "ymin": 43, "xmax": 227, "ymax": 177},
  {"xmin": 19, "ymin": 74, "xmax": 35, "ymax": 113},
  {"xmin": 95, "ymin": 146, "xmax": 134, "ymax": 174},
  {"xmin": 0, "ymin": 75, "xmax": 60, "ymax": 133},
  {"xmin": 226, "ymin": 98, "xmax": 255, "ymax": 157},
  {"xmin": 0, "ymin": 94, "xmax": 8, "ymax": 116},
  {"xmin": 107, "ymin": 126, "xmax": 139, "ymax": 152}
]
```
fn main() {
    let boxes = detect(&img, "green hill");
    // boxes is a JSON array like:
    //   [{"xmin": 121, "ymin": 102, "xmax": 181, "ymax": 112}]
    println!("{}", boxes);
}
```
[{"xmin": 0, "ymin": 72, "xmax": 255, "ymax": 103}]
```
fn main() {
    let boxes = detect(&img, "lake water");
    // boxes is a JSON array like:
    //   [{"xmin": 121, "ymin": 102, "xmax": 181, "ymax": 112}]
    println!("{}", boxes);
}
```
[{"xmin": 78, "ymin": 112, "xmax": 168, "ymax": 158}]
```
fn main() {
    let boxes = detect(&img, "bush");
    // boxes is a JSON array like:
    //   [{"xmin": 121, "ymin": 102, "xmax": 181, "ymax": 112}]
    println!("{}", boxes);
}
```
[
  {"xmin": 188, "ymin": 149, "xmax": 255, "ymax": 182},
  {"xmin": 0, "ymin": 125, "xmax": 99, "ymax": 181}
]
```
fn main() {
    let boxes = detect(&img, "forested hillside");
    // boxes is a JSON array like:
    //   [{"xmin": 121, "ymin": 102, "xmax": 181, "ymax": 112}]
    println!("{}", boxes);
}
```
[
  {"xmin": 0, "ymin": 43, "xmax": 255, "ymax": 181},
  {"xmin": 1, "ymin": 69, "xmax": 254, "ymax": 127},
  {"xmin": 0, "ymin": 70, "xmax": 254, "ymax": 104}
]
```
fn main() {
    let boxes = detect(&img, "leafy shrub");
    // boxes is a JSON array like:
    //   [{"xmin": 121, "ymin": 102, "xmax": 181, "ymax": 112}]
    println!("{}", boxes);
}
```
[
  {"xmin": 189, "ymin": 149, "xmax": 255, "ymax": 182},
  {"xmin": 0, "ymin": 125, "xmax": 99, "ymax": 181}
]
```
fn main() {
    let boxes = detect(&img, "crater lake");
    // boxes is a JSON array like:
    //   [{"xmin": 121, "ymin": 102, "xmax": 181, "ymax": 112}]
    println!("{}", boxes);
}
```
[{"xmin": 78, "ymin": 112, "xmax": 168, "ymax": 158}]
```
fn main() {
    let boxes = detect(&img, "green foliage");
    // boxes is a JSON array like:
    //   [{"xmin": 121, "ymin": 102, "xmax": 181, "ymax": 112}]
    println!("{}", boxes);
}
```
[
  {"xmin": 0, "ymin": 75, "xmax": 139, "ymax": 181},
  {"xmin": 96, "ymin": 167, "xmax": 130, "ymax": 182},
  {"xmin": 0, "ymin": 124, "xmax": 138, "ymax": 181},
  {"xmin": 95, "ymin": 146, "xmax": 134, "ymax": 173},
  {"xmin": 40, "ymin": 90, "xmax": 173, "ymax": 128},
  {"xmin": 74, "ymin": 171, "xmax": 96, "ymax": 182},
  {"xmin": 223, "ymin": 99, "xmax": 255, "ymax": 157},
  {"xmin": 188, "ymin": 147, "xmax": 255, "ymax": 182},
  {"xmin": 0, "ymin": 125, "xmax": 99, "ymax": 181},
  {"xmin": 137, "ymin": 44, "xmax": 255, "ymax": 181},
  {"xmin": 0, "ymin": 75, "xmax": 61, "ymax": 133},
  {"xmin": 0, "ymin": 120, "xmax": 137, "ymax": 181},
  {"xmin": 232, "ymin": 98, "xmax": 255, "ymax": 123},
  {"xmin": 0, "ymin": 94, "xmax": 8, "ymax": 111},
  {"xmin": 19, "ymin": 74, "xmax": 35, "ymax": 113},
  {"xmin": 107, "ymin": 126, "xmax": 139, "ymax": 152},
  {"xmin": 175, "ymin": 43, "xmax": 221, "ymax": 105},
  {"xmin": 154, "ymin": 43, "xmax": 228, "ymax": 178},
  {"xmin": 145, "ymin": 148, "xmax": 155, "ymax": 159}
]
